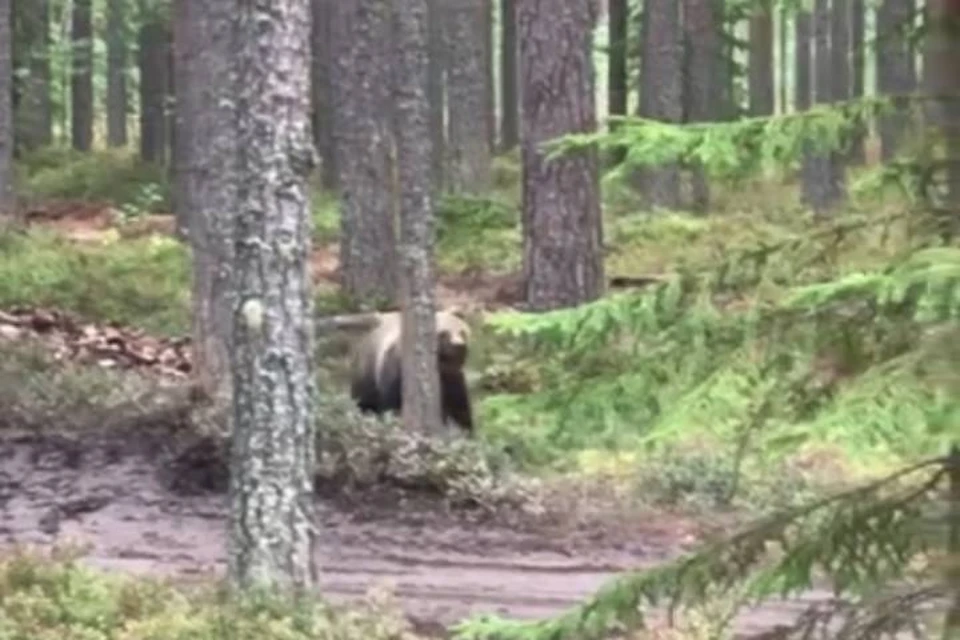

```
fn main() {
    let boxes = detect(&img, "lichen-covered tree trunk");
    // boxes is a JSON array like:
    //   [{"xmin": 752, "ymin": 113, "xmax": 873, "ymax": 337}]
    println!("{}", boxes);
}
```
[
  {"xmin": 229, "ymin": 0, "xmax": 317, "ymax": 593},
  {"xmin": 638, "ymin": 0, "xmax": 682, "ymax": 209},
  {"xmin": 71, "ymin": 0, "xmax": 93, "ymax": 152},
  {"xmin": 499, "ymin": 0, "xmax": 518, "ymax": 151},
  {"xmin": 0, "ymin": 0, "xmax": 12, "ymax": 218},
  {"xmin": 311, "ymin": 0, "xmax": 337, "ymax": 190},
  {"xmin": 848, "ymin": 0, "xmax": 865, "ymax": 163},
  {"xmin": 106, "ymin": 0, "xmax": 128, "ymax": 147},
  {"xmin": 394, "ymin": 0, "xmax": 443, "ymax": 435},
  {"xmin": 876, "ymin": 0, "xmax": 916, "ymax": 161},
  {"xmin": 748, "ymin": 0, "xmax": 774, "ymax": 116},
  {"xmin": 139, "ymin": 15, "xmax": 169, "ymax": 165},
  {"xmin": 683, "ymin": 0, "xmax": 724, "ymax": 212},
  {"xmin": 427, "ymin": 0, "xmax": 447, "ymax": 191},
  {"xmin": 801, "ymin": 0, "xmax": 845, "ymax": 216},
  {"xmin": 15, "ymin": 0, "xmax": 52, "ymax": 150},
  {"xmin": 519, "ymin": 0, "xmax": 603, "ymax": 311},
  {"xmin": 174, "ymin": 0, "xmax": 238, "ymax": 412},
  {"xmin": 445, "ymin": 0, "xmax": 492, "ymax": 194},
  {"xmin": 331, "ymin": 0, "xmax": 398, "ymax": 304}
]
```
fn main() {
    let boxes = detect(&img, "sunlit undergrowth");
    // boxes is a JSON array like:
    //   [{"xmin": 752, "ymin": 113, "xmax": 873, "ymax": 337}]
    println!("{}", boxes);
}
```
[
  {"xmin": 0, "ymin": 229, "xmax": 190, "ymax": 336},
  {"xmin": 0, "ymin": 546, "xmax": 430, "ymax": 640},
  {"xmin": 9, "ymin": 142, "xmax": 959, "ymax": 511},
  {"xmin": 477, "ymin": 206, "xmax": 960, "ymax": 494}
]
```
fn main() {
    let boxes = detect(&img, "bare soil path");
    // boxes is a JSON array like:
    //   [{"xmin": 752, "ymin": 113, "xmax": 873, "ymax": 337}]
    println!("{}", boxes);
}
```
[{"xmin": 0, "ymin": 431, "xmax": 835, "ymax": 639}]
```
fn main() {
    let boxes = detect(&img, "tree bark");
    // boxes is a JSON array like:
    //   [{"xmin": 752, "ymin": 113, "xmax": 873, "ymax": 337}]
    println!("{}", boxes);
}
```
[
  {"xmin": 393, "ymin": 0, "xmax": 443, "ymax": 434},
  {"xmin": 229, "ymin": 0, "xmax": 317, "ymax": 593},
  {"xmin": 427, "ymin": 0, "xmax": 447, "ymax": 191},
  {"xmin": 445, "ymin": 0, "xmax": 492, "ymax": 193},
  {"xmin": 848, "ymin": 0, "xmax": 865, "ymax": 163},
  {"xmin": 71, "ymin": 0, "xmax": 93, "ymax": 152},
  {"xmin": 482, "ymin": 0, "xmax": 495, "ymax": 152},
  {"xmin": 607, "ymin": 0, "xmax": 627, "ymax": 164},
  {"xmin": 831, "ymin": 0, "xmax": 851, "ymax": 104},
  {"xmin": 801, "ymin": 0, "xmax": 845, "ymax": 216},
  {"xmin": 795, "ymin": 6, "xmax": 811, "ymax": 111},
  {"xmin": 174, "ymin": 0, "xmax": 239, "ymax": 412},
  {"xmin": 683, "ymin": 0, "xmax": 724, "ymax": 212},
  {"xmin": 0, "ymin": 0, "xmax": 12, "ymax": 218},
  {"xmin": 499, "ymin": 0, "xmax": 518, "ymax": 151},
  {"xmin": 106, "ymin": 0, "xmax": 128, "ymax": 147},
  {"xmin": 519, "ymin": 0, "xmax": 604, "ymax": 311},
  {"xmin": 876, "ymin": 0, "xmax": 917, "ymax": 161},
  {"xmin": 14, "ymin": 0, "xmax": 51, "ymax": 151},
  {"xmin": 637, "ymin": 0, "xmax": 682, "ymax": 209},
  {"xmin": 331, "ymin": 0, "xmax": 398, "ymax": 304},
  {"xmin": 139, "ymin": 15, "xmax": 169, "ymax": 165},
  {"xmin": 925, "ymin": 0, "xmax": 960, "ymax": 224},
  {"xmin": 748, "ymin": 0, "xmax": 775, "ymax": 116},
  {"xmin": 311, "ymin": 0, "xmax": 337, "ymax": 190}
]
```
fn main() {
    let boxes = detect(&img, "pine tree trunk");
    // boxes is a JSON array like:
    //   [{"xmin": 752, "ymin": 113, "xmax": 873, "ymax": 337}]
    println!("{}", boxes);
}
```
[
  {"xmin": 876, "ymin": 0, "xmax": 916, "ymax": 161},
  {"xmin": 331, "ymin": 0, "xmax": 398, "ymax": 304},
  {"xmin": 139, "ymin": 16, "xmax": 169, "ymax": 164},
  {"xmin": 427, "ymin": 0, "xmax": 447, "ymax": 191},
  {"xmin": 311, "ymin": 0, "xmax": 337, "ymax": 190},
  {"xmin": 175, "ymin": 0, "xmax": 239, "ymax": 412},
  {"xmin": 15, "ymin": 0, "xmax": 51, "ymax": 150},
  {"xmin": 482, "ymin": 0, "xmax": 495, "ymax": 152},
  {"xmin": 0, "ymin": 0, "xmax": 12, "ymax": 218},
  {"xmin": 499, "ymin": 0, "xmax": 518, "ymax": 151},
  {"xmin": 607, "ymin": 0, "xmax": 627, "ymax": 164},
  {"xmin": 925, "ymin": 0, "xmax": 960, "ymax": 225},
  {"xmin": 229, "ymin": 0, "xmax": 317, "ymax": 593},
  {"xmin": 445, "ymin": 0, "xmax": 492, "ymax": 193},
  {"xmin": 748, "ymin": 0, "xmax": 774, "ymax": 116},
  {"xmin": 802, "ymin": 0, "xmax": 845, "ymax": 216},
  {"xmin": 831, "ymin": 0, "xmax": 851, "ymax": 103},
  {"xmin": 106, "ymin": 0, "xmax": 128, "ymax": 147},
  {"xmin": 848, "ymin": 0, "xmax": 865, "ymax": 163},
  {"xmin": 393, "ymin": 0, "xmax": 444, "ymax": 435},
  {"xmin": 778, "ymin": 7, "xmax": 788, "ymax": 113},
  {"xmin": 683, "ymin": 0, "xmax": 724, "ymax": 212},
  {"xmin": 637, "ymin": 0, "xmax": 682, "ymax": 209},
  {"xmin": 795, "ymin": 7, "xmax": 811, "ymax": 111},
  {"xmin": 71, "ymin": 0, "xmax": 93, "ymax": 152},
  {"xmin": 520, "ymin": 0, "xmax": 604, "ymax": 311}
]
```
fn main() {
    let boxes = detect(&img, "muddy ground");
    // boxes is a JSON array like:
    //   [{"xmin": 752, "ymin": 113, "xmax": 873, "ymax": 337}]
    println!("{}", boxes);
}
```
[{"xmin": 0, "ymin": 428, "xmax": 840, "ymax": 639}]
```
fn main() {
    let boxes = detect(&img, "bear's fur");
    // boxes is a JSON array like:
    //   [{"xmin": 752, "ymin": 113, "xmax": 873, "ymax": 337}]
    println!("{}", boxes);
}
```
[{"xmin": 349, "ymin": 310, "xmax": 473, "ymax": 433}]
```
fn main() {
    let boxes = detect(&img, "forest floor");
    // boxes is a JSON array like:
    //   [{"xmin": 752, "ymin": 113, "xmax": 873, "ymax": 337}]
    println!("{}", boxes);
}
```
[{"xmin": 0, "ymin": 203, "xmax": 842, "ymax": 639}]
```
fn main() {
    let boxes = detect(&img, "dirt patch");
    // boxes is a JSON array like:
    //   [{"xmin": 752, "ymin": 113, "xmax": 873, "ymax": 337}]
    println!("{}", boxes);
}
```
[{"xmin": 0, "ymin": 428, "xmax": 836, "ymax": 638}]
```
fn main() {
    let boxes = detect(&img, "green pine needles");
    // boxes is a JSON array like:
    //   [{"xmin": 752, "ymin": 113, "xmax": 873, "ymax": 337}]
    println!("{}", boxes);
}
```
[{"xmin": 453, "ymin": 451, "xmax": 957, "ymax": 639}]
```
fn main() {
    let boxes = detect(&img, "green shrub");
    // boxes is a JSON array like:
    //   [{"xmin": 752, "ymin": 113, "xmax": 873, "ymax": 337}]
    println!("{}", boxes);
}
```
[
  {"xmin": 0, "ymin": 547, "xmax": 428, "ymax": 640},
  {"xmin": 0, "ymin": 229, "xmax": 189, "ymax": 336}
]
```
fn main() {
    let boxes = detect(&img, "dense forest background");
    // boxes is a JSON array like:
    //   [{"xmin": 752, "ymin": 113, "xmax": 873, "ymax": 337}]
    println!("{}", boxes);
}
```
[{"xmin": 0, "ymin": 0, "xmax": 958, "ymax": 638}]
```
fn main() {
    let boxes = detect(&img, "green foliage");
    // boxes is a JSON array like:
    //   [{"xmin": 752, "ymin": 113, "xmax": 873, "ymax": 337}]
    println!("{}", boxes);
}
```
[
  {"xmin": 435, "ymin": 194, "xmax": 521, "ymax": 274},
  {"xmin": 312, "ymin": 393, "xmax": 540, "ymax": 512},
  {"xmin": 0, "ymin": 546, "xmax": 427, "ymax": 640},
  {"xmin": 476, "ymin": 206, "xmax": 959, "ymax": 485},
  {"xmin": 555, "ymin": 97, "xmax": 892, "ymax": 184},
  {"xmin": 453, "ymin": 454, "xmax": 953, "ymax": 639},
  {"xmin": 18, "ymin": 148, "xmax": 171, "ymax": 212},
  {"xmin": 0, "ymin": 229, "xmax": 189, "ymax": 335}
]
